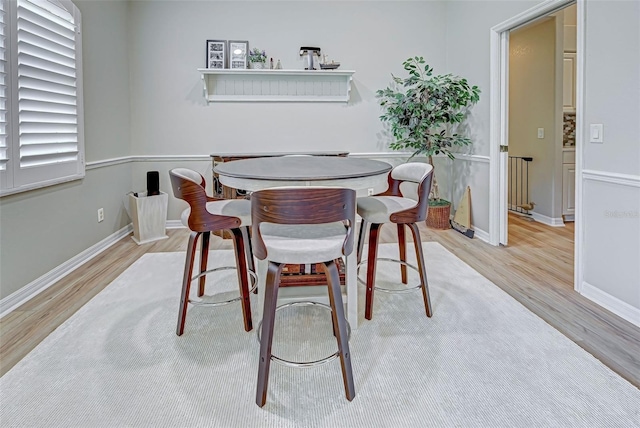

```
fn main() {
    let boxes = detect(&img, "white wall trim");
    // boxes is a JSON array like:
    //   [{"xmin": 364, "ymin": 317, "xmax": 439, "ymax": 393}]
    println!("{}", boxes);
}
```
[
  {"xmin": 581, "ymin": 281, "xmax": 640, "ymax": 328},
  {"xmin": 86, "ymin": 155, "xmax": 211, "ymax": 170},
  {"xmin": 131, "ymin": 155, "xmax": 211, "ymax": 163},
  {"xmin": 488, "ymin": 29, "xmax": 506, "ymax": 246},
  {"xmin": 166, "ymin": 220, "xmax": 185, "ymax": 229},
  {"xmin": 86, "ymin": 156, "xmax": 131, "ymax": 170},
  {"xmin": 583, "ymin": 170, "xmax": 640, "ymax": 188},
  {"xmin": 346, "ymin": 152, "xmax": 418, "ymax": 159},
  {"xmin": 85, "ymin": 152, "xmax": 491, "ymax": 171},
  {"xmin": 531, "ymin": 211, "xmax": 566, "ymax": 227},
  {"xmin": 574, "ymin": 0, "xmax": 585, "ymax": 294},
  {"xmin": 0, "ymin": 224, "xmax": 133, "ymax": 319},
  {"xmin": 492, "ymin": 0, "xmax": 573, "ymax": 33},
  {"xmin": 454, "ymin": 153, "xmax": 490, "ymax": 163}
]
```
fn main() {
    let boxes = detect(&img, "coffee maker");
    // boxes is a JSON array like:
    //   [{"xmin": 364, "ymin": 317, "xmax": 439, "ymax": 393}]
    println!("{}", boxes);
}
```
[{"xmin": 299, "ymin": 46, "xmax": 321, "ymax": 70}]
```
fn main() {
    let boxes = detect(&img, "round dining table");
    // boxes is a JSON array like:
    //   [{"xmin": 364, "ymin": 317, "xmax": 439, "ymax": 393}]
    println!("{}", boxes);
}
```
[
  {"xmin": 214, "ymin": 156, "xmax": 393, "ymax": 329},
  {"xmin": 214, "ymin": 156, "xmax": 392, "ymax": 195}
]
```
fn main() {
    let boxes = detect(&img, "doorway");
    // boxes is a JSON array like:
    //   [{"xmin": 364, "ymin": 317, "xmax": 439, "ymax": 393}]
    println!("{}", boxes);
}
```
[
  {"xmin": 507, "ymin": 4, "xmax": 577, "ymax": 234},
  {"xmin": 489, "ymin": 0, "xmax": 583, "ymax": 293}
]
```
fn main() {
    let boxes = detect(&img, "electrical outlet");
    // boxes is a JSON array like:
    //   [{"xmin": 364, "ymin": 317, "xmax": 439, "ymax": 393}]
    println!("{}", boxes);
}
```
[
  {"xmin": 367, "ymin": 188, "xmax": 374, "ymax": 196},
  {"xmin": 537, "ymin": 128, "xmax": 544, "ymax": 139},
  {"xmin": 97, "ymin": 208, "xmax": 104, "ymax": 223}
]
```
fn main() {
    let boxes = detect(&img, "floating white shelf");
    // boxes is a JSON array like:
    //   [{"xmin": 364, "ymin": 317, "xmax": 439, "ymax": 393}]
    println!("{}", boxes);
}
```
[{"xmin": 197, "ymin": 68, "xmax": 355, "ymax": 103}]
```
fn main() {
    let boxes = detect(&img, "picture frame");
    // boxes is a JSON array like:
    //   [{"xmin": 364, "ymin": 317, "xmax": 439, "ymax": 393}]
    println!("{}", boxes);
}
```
[
  {"xmin": 206, "ymin": 39, "xmax": 226, "ymax": 69},
  {"xmin": 228, "ymin": 40, "xmax": 249, "ymax": 69}
]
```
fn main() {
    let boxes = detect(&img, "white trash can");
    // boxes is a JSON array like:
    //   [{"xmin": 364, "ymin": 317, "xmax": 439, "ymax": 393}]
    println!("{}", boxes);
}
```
[{"xmin": 129, "ymin": 191, "xmax": 169, "ymax": 245}]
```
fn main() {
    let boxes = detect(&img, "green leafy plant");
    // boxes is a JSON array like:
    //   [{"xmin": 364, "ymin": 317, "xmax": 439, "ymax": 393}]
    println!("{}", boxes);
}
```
[
  {"xmin": 377, "ymin": 56, "xmax": 480, "ymax": 201},
  {"xmin": 248, "ymin": 48, "xmax": 267, "ymax": 63}
]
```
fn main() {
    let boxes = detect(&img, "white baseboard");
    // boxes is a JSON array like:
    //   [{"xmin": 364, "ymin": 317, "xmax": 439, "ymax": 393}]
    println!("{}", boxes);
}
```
[
  {"xmin": 0, "ymin": 224, "xmax": 133, "ymax": 319},
  {"xmin": 531, "ymin": 211, "xmax": 565, "ymax": 227},
  {"xmin": 166, "ymin": 220, "xmax": 185, "ymax": 229},
  {"xmin": 581, "ymin": 281, "xmax": 640, "ymax": 328},
  {"xmin": 471, "ymin": 226, "xmax": 490, "ymax": 243}
]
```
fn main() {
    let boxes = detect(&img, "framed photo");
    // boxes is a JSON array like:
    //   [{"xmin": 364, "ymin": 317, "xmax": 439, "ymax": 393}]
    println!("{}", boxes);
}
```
[
  {"xmin": 206, "ymin": 40, "xmax": 226, "ymax": 69},
  {"xmin": 228, "ymin": 40, "xmax": 249, "ymax": 69}
]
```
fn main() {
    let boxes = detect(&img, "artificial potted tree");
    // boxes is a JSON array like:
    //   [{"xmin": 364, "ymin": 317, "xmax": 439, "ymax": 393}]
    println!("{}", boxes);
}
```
[{"xmin": 377, "ymin": 56, "xmax": 480, "ymax": 229}]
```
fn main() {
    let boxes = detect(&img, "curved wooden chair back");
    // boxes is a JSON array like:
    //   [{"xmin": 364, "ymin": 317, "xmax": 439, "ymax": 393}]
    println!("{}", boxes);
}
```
[
  {"xmin": 379, "ymin": 163, "xmax": 434, "ymax": 224},
  {"xmin": 250, "ymin": 187, "xmax": 356, "ymax": 261},
  {"xmin": 169, "ymin": 168, "xmax": 241, "ymax": 232}
]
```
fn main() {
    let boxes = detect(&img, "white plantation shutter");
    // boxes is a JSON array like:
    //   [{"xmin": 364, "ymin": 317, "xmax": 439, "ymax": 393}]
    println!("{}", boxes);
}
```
[
  {"xmin": 1, "ymin": 0, "xmax": 83, "ymax": 195},
  {"xmin": 0, "ymin": 0, "xmax": 8, "ymax": 177}
]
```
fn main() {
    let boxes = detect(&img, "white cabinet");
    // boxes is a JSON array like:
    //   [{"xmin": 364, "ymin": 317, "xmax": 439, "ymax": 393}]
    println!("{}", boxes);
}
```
[
  {"xmin": 563, "ymin": 53, "xmax": 576, "ymax": 112},
  {"xmin": 562, "ymin": 149, "xmax": 575, "ymax": 219},
  {"xmin": 129, "ymin": 192, "xmax": 169, "ymax": 245}
]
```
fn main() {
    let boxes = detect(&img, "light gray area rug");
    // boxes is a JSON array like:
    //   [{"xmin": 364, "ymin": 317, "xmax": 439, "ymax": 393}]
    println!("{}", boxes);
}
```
[{"xmin": 1, "ymin": 243, "xmax": 639, "ymax": 427}]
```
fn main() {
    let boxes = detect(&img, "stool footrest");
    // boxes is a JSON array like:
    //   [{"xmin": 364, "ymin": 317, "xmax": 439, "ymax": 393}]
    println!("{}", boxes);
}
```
[
  {"xmin": 189, "ymin": 266, "xmax": 257, "ymax": 307},
  {"xmin": 358, "ymin": 258, "xmax": 424, "ymax": 294},
  {"xmin": 256, "ymin": 301, "xmax": 351, "ymax": 368}
]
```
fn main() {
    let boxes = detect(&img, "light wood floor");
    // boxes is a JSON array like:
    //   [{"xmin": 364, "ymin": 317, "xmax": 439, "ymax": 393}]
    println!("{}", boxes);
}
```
[{"xmin": 1, "ymin": 215, "xmax": 639, "ymax": 388}]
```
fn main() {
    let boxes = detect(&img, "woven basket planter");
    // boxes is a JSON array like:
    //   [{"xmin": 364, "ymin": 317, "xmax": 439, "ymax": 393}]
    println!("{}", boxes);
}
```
[{"xmin": 426, "ymin": 202, "xmax": 451, "ymax": 229}]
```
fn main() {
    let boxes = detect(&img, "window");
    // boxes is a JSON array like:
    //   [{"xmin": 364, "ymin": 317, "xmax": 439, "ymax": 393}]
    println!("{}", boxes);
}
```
[{"xmin": 0, "ymin": 0, "xmax": 83, "ymax": 196}]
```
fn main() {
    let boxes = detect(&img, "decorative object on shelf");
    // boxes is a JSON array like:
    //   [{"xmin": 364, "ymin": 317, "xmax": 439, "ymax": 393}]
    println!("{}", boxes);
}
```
[
  {"xmin": 320, "ymin": 62, "xmax": 340, "ymax": 70},
  {"xmin": 248, "ymin": 47, "xmax": 267, "ymax": 69},
  {"xmin": 320, "ymin": 54, "xmax": 340, "ymax": 70},
  {"xmin": 206, "ymin": 39, "xmax": 226, "ymax": 69},
  {"xmin": 270, "ymin": 57, "xmax": 274, "ymax": 69},
  {"xmin": 377, "ymin": 56, "xmax": 480, "ymax": 229},
  {"xmin": 299, "ymin": 46, "xmax": 321, "ymax": 70},
  {"xmin": 228, "ymin": 40, "xmax": 249, "ymax": 69},
  {"xmin": 275, "ymin": 59, "xmax": 282, "ymax": 69}
]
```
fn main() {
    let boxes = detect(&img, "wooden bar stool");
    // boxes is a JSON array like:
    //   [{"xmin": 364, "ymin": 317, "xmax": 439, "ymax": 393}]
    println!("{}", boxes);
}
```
[
  {"xmin": 251, "ymin": 187, "xmax": 356, "ymax": 407},
  {"xmin": 169, "ymin": 168, "xmax": 255, "ymax": 336},
  {"xmin": 356, "ymin": 163, "xmax": 434, "ymax": 320}
]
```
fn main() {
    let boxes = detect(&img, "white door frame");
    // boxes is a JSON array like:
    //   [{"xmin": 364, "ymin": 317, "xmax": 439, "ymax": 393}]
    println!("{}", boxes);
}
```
[{"xmin": 488, "ymin": 0, "xmax": 584, "ymax": 292}]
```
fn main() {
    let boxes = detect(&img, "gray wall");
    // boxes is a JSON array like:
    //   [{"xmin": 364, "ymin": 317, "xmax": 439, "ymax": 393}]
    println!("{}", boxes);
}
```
[
  {"xmin": 583, "ymin": 1, "xmax": 639, "ymax": 177},
  {"xmin": 127, "ymin": 0, "xmax": 448, "ymax": 157},
  {"xmin": 126, "ymin": 0, "xmax": 454, "ymax": 221},
  {"xmin": 581, "ymin": 0, "xmax": 640, "ymax": 309},
  {"xmin": 444, "ymin": 0, "xmax": 639, "ymax": 314},
  {"xmin": 509, "ymin": 17, "xmax": 559, "ymax": 219},
  {"xmin": 0, "ymin": 0, "xmax": 132, "ymax": 299},
  {"xmin": 444, "ymin": 0, "xmax": 540, "ymax": 231}
]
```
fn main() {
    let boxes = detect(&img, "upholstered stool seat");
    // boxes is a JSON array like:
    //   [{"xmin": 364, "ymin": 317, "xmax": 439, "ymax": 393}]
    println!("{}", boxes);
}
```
[
  {"xmin": 355, "ymin": 196, "xmax": 417, "ymax": 224},
  {"xmin": 252, "ymin": 187, "xmax": 356, "ymax": 407},
  {"xmin": 259, "ymin": 222, "xmax": 348, "ymax": 264},
  {"xmin": 169, "ymin": 168, "xmax": 255, "ymax": 336},
  {"xmin": 356, "ymin": 162, "xmax": 435, "ymax": 320}
]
